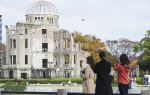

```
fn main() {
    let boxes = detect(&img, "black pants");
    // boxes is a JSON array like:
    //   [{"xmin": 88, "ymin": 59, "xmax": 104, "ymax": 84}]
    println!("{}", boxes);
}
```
[{"xmin": 118, "ymin": 83, "xmax": 128, "ymax": 95}]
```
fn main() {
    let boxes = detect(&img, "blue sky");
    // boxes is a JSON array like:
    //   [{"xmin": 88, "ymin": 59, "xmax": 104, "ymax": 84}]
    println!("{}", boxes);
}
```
[{"xmin": 0, "ymin": 0, "xmax": 150, "ymax": 43}]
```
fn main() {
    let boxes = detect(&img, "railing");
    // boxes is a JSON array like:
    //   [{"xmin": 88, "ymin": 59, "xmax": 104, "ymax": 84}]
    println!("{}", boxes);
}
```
[
  {"xmin": 0, "ymin": 91, "xmax": 141, "ymax": 95},
  {"xmin": 0, "ymin": 91, "xmax": 57, "ymax": 95}
]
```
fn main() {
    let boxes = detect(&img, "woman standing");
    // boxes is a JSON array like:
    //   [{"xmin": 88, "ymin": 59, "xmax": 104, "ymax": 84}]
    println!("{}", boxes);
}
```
[
  {"xmin": 82, "ymin": 56, "xmax": 95, "ymax": 95},
  {"xmin": 113, "ymin": 54, "xmax": 130, "ymax": 95},
  {"xmin": 94, "ymin": 50, "xmax": 113, "ymax": 95}
]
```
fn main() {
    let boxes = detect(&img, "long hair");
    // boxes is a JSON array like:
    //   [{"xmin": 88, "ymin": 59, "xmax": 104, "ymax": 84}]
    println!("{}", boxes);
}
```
[
  {"xmin": 120, "ymin": 54, "xmax": 130, "ymax": 66},
  {"xmin": 87, "ymin": 56, "xmax": 95, "ymax": 70},
  {"xmin": 87, "ymin": 56, "xmax": 94, "ymax": 64}
]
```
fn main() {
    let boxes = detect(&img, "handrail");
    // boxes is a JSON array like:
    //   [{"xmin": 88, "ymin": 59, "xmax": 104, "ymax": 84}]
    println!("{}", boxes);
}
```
[{"xmin": 0, "ymin": 91, "xmax": 141, "ymax": 95}]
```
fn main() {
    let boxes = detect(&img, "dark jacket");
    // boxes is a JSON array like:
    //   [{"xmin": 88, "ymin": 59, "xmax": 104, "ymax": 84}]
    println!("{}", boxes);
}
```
[{"xmin": 94, "ymin": 59, "xmax": 113, "ymax": 95}]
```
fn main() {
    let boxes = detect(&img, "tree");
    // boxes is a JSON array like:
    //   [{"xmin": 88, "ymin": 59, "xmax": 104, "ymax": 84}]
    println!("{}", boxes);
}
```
[
  {"xmin": 134, "ymin": 30, "xmax": 150, "ymax": 71},
  {"xmin": 0, "ymin": 43, "xmax": 6, "ymax": 67},
  {"xmin": 0, "ymin": 43, "xmax": 6, "ymax": 51},
  {"xmin": 106, "ymin": 38, "xmax": 137, "ymax": 59},
  {"xmin": 106, "ymin": 38, "xmax": 138, "ymax": 65},
  {"xmin": 72, "ymin": 32, "xmax": 105, "ymax": 63}
]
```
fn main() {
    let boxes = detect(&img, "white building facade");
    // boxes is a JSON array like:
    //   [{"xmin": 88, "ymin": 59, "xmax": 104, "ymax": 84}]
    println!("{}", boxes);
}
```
[
  {"xmin": 0, "ymin": 15, "xmax": 2, "ymax": 42},
  {"xmin": 2, "ymin": 1, "xmax": 89, "ymax": 79}
]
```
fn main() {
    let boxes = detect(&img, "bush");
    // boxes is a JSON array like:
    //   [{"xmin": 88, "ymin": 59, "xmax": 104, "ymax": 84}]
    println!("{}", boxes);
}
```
[
  {"xmin": 27, "ymin": 79, "xmax": 39, "ymax": 84},
  {"xmin": 0, "ymin": 78, "xmax": 118, "ymax": 85},
  {"xmin": 69, "ymin": 78, "xmax": 83, "ymax": 84},
  {"xmin": 136, "ymin": 77, "xmax": 142, "ymax": 84},
  {"xmin": 0, "ymin": 79, "xmax": 14, "ymax": 83},
  {"xmin": 26, "ymin": 78, "xmax": 83, "ymax": 84},
  {"xmin": 2, "ymin": 82, "xmax": 26, "ymax": 92},
  {"xmin": 49, "ymin": 78, "xmax": 83, "ymax": 84},
  {"xmin": 0, "ymin": 78, "xmax": 120, "ymax": 86}
]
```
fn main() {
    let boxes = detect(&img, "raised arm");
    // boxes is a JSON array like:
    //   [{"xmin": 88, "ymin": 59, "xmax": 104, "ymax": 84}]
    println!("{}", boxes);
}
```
[
  {"xmin": 82, "ymin": 66, "xmax": 91, "ymax": 80},
  {"xmin": 113, "ymin": 63, "xmax": 120, "ymax": 70}
]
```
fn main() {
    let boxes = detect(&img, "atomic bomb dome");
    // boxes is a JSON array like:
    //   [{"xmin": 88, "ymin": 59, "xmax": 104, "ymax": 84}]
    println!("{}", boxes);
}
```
[
  {"xmin": 26, "ymin": 0, "xmax": 58, "ymax": 15},
  {"xmin": 3, "ymin": 0, "xmax": 89, "ymax": 79}
]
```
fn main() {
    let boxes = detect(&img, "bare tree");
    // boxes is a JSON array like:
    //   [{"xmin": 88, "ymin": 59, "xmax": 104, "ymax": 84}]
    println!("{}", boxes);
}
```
[
  {"xmin": 106, "ymin": 38, "xmax": 137, "ymax": 60},
  {"xmin": 0, "ymin": 43, "xmax": 6, "ymax": 51}
]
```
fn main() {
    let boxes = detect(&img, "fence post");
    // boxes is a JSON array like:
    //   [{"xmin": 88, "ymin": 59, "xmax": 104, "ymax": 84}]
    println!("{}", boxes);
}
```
[{"xmin": 57, "ymin": 89, "xmax": 67, "ymax": 95}]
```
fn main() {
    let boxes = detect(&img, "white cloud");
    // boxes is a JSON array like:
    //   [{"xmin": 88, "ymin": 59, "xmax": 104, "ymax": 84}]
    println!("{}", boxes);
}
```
[{"xmin": 1, "ymin": 0, "xmax": 150, "ymax": 43}]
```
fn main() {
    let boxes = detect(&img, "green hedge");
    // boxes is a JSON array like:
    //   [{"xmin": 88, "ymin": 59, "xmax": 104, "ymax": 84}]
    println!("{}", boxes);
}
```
[
  {"xmin": 0, "ymin": 79, "xmax": 27, "ymax": 83},
  {"xmin": 2, "ymin": 82, "xmax": 26, "ymax": 92},
  {"xmin": 0, "ymin": 77, "xmax": 142, "ymax": 86},
  {"xmin": 0, "ymin": 79, "xmax": 14, "ymax": 83},
  {"xmin": 128, "ymin": 77, "xmax": 142, "ymax": 84},
  {"xmin": 135, "ymin": 77, "xmax": 142, "ymax": 84},
  {"xmin": 0, "ymin": 78, "xmax": 83, "ymax": 84},
  {"xmin": 27, "ymin": 78, "xmax": 83, "ymax": 84}
]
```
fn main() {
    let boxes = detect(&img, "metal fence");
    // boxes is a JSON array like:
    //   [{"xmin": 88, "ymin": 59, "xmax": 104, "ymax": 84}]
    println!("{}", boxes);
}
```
[{"xmin": 0, "ymin": 91, "xmax": 141, "ymax": 95}]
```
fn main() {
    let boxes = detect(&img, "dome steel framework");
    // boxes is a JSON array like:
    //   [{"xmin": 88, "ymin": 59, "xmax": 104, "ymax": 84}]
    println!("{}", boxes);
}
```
[{"xmin": 26, "ymin": 0, "xmax": 58, "ymax": 15}]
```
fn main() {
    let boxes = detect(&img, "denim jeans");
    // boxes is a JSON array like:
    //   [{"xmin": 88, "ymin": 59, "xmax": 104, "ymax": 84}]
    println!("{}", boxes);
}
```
[{"xmin": 118, "ymin": 83, "xmax": 128, "ymax": 95}]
